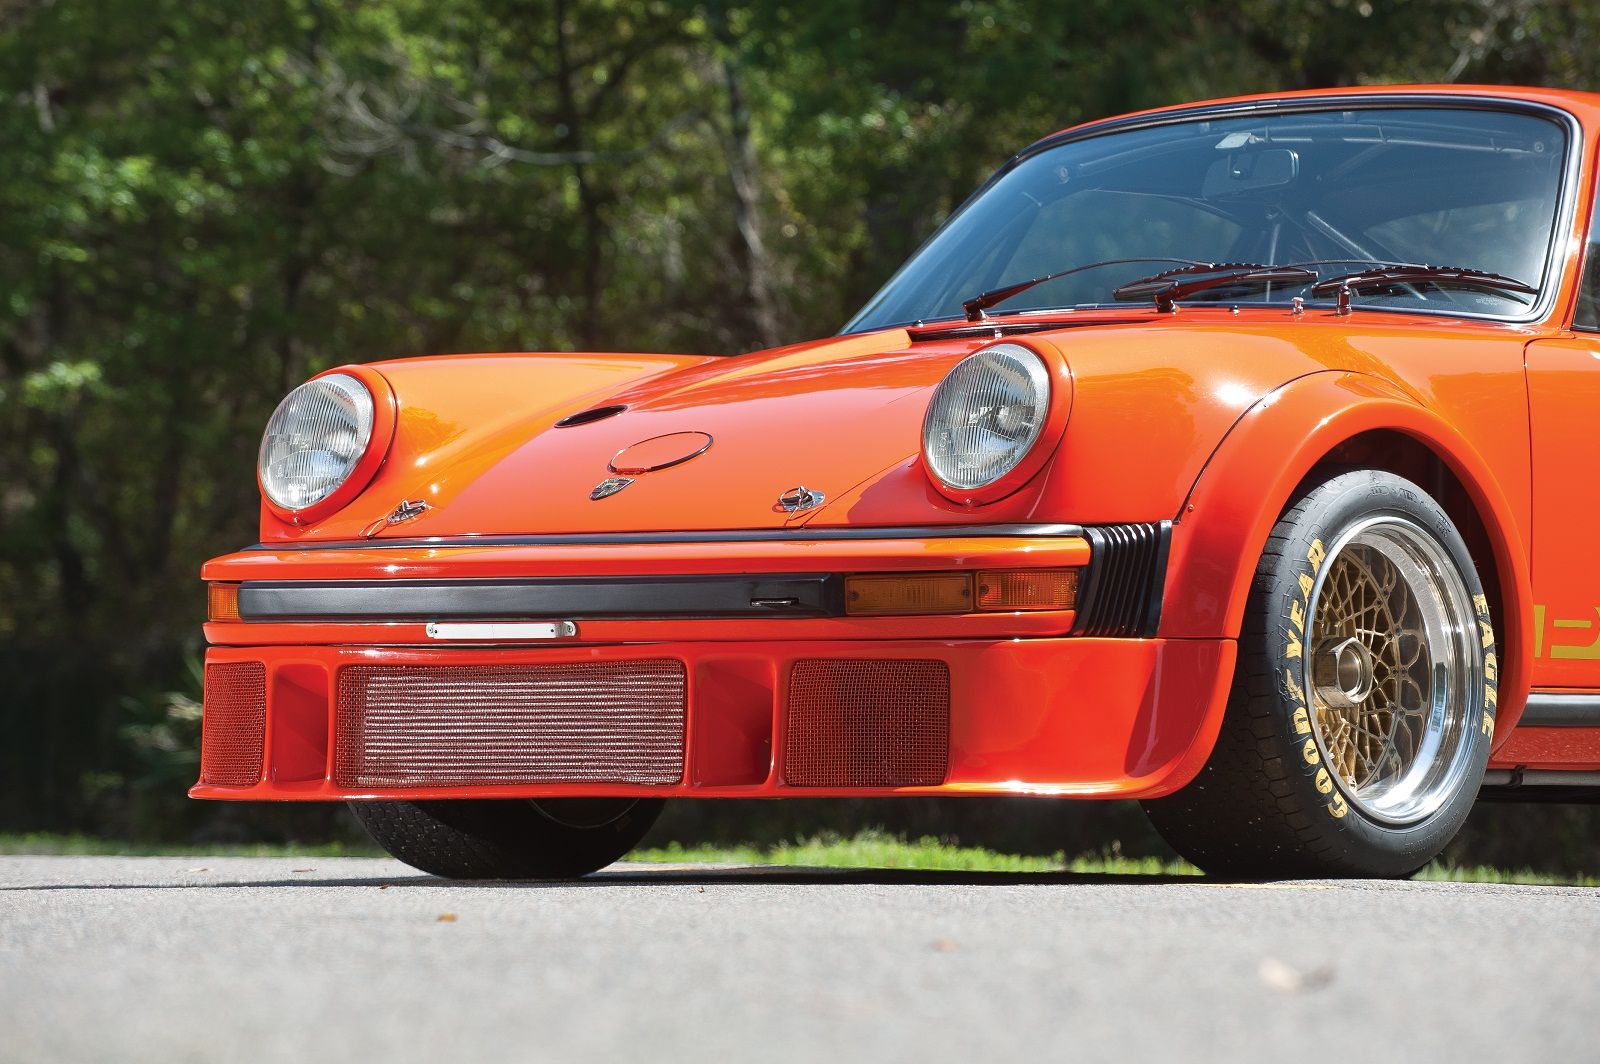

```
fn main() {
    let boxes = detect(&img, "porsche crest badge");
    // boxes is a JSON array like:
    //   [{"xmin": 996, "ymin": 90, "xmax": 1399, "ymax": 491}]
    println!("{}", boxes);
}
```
[{"xmin": 590, "ymin": 476, "xmax": 635, "ymax": 500}]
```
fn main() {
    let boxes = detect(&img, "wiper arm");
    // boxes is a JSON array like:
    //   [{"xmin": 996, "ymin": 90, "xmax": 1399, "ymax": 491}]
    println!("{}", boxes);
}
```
[
  {"xmin": 1309, "ymin": 264, "xmax": 1537, "ymax": 310},
  {"xmin": 958, "ymin": 257, "xmax": 1531, "ymax": 322},
  {"xmin": 1112, "ymin": 262, "xmax": 1317, "ymax": 313},
  {"xmin": 961, "ymin": 257, "xmax": 1203, "ymax": 322}
]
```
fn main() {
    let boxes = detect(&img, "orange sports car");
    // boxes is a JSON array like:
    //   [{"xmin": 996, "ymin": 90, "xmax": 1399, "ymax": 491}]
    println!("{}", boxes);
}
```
[{"xmin": 197, "ymin": 85, "xmax": 1600, "ymax": 879}]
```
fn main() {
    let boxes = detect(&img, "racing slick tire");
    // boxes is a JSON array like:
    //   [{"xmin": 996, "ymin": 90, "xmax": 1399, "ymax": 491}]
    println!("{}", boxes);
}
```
[
  {"xmin": 1143, "ymin": 470, "xmax": 1497, "ymax": 878},
  {"xmin": 349, "ymin": 797, "xmax": 665, "ymax": 879}
]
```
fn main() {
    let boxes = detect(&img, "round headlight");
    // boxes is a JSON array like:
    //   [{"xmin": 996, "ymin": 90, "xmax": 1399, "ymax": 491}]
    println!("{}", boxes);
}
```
[
  {"xmin": 922, "ymin": 343, "xmax": 1052, "ymax": 493},
  {"xmin": 258, "ymin": 372, "xmax": 376, "ymax": 512}
]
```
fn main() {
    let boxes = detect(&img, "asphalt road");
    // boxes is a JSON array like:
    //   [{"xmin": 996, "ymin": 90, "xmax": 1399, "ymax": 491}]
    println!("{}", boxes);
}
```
[{"xmin": 2, "ymin": 856, "xmax": 1596, "ymax": 1063}]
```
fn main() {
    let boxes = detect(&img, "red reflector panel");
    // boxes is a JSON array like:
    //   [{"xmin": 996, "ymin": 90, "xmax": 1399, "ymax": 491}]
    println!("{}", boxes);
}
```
[
  {"xmin": 786, "ymin": 659, "xmax": 950, "ymax": 787},
  {"xmin": 200, "ymin": 662, "xmax": 267, "ymax": 787},
  {"xmin": 335, "ymin": 660, "xmax": 687, "ymax": 788}
]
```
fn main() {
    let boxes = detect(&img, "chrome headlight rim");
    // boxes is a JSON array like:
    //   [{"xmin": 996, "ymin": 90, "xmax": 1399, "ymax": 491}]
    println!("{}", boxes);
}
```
[
  {"xmin": 921, "ymin": 341, "xmax": 1067, "ymax": 504},
  {"xmin": 257, "ymin": 367, "xmax": 396, "ymax": 524}
]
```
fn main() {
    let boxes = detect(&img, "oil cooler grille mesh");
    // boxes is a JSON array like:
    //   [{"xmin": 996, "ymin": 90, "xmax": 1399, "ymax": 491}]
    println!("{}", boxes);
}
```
[
  {"xmin": 335, "ymin": 660, "xmax": 686, "ymax": 788},
  {"xmin": 200, "ymin": 661, "xmax": 266, "ymax": 787},
  {"xmin": 786, "ymin": 659, "xmax": 949, "ymax": 787}
]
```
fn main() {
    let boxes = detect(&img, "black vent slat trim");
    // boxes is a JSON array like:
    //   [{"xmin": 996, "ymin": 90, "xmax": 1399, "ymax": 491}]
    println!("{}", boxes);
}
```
[
  {"xmin": 1072, "ymin": 521, "xmax": 1171, "ymax": 638},
  {"xmin": 1103, "ymin": 526, "xmax": 1139, "ymax": 630},
  {"xmin": 1142, "ymin": 522, "xmax": 1174, "ymax": 635}
]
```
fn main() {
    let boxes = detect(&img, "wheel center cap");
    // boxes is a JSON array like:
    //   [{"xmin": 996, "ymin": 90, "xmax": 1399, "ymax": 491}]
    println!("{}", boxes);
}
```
[{"xmin": 1313, "ymin": 636, "xmax": 1376, "ymax": 708}]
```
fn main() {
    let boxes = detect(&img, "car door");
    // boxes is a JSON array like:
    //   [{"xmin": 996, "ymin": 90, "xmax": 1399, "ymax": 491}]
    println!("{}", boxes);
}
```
[{"xmin": 1525, "ymin": 203, "xmax": 1600, "ymax": 688}]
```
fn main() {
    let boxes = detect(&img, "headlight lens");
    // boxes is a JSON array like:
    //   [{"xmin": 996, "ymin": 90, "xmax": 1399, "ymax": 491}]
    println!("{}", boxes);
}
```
[
  {"xmin": 258, "ymin": 373, "xmax": 376, "ymax": 511},
  {"xmin": 922, "ymin": 343, "xmax": 1051, "ymax": 492}
]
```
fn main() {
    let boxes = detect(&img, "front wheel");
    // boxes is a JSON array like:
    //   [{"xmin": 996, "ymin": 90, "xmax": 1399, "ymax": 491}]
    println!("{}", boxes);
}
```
[
  {"xmin": 350, "ymin": 797, "xmax": 665, "ymax": 879},
  {"xmin": 1144, "ymin": 470, "xmax": 1497, "ymax": 878}
]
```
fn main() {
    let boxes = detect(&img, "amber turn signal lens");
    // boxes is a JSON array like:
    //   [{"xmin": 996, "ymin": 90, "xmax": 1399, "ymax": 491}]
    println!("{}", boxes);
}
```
[
  {"xmin": 208, "ymin": 583, "xmax": 241, "ymax": 622},
  {"xmin": 844, "ymin": 573, "xmax": 974, "ymax": 616},
  {"xmin": 975, "ymin": 569, "xmax": 1079, "ymax": 611}
]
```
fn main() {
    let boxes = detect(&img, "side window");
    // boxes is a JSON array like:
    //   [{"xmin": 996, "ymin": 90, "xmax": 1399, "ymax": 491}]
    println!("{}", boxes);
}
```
[{"xmin": 1576, "ymin": 181, "xmax": 1600, "ymax": 330}]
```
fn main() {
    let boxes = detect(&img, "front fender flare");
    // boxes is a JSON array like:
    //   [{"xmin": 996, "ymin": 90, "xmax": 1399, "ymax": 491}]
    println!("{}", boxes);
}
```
[{"xmin": 1159, "ymin": 370, "xmax": 1531, "ymax": 743}]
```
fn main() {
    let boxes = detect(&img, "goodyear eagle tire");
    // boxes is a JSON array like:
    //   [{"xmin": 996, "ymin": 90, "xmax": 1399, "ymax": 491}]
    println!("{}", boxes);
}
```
[
  {"xmin": 350, "ymin": 798, "xmax": 664, "ymax": 880},
  {"xmin": 1144, "ymin": 470, "xmax": 1497, "ymax": 878}
]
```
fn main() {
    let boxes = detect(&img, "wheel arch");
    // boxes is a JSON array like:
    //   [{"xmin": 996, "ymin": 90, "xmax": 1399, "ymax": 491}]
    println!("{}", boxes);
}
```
[{"xmin": 1161, "ymin": 369, "xmax": 1531, "ymax": 745}]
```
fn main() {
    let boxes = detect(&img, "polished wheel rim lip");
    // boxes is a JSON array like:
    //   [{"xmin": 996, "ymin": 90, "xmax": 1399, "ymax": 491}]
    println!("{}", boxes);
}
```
[{"xmin": 1302, "ymin": 515, "xmax": 1483, "ymax": 826}]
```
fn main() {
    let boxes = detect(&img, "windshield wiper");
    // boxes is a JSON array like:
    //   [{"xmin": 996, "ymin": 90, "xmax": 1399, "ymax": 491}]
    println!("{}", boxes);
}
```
[
  {"xmin": 961, "ymin": 257, "xmax": 1203, "ymax": 321},
  {"xmin": 958, "ymin": 257, "xmax": 1535, "ymax": 324},
  {"xmin": 1112, "ymin": 262, "xmax": 1317, "ymax": 313},
  {"xmin": 1309, "ymin": 264, "xmax": 1537, "ymax": 311}
]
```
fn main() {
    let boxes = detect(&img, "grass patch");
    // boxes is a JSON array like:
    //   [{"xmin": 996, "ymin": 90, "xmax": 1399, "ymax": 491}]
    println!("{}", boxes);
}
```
[
  {"xmin": 632, "ymin": 830, "xmax": 1195, "ymax": 876},
  {"xmin": 634, "ymin": 834, "xmax": 1598, "ymax": 885},
  {"xmin": 1415, "ymin": 864, "xmax": 1599, "ymax": 888},
  {"xmin": 2, "ymin": 830, "xmax": 1593, "ymax": 885}
]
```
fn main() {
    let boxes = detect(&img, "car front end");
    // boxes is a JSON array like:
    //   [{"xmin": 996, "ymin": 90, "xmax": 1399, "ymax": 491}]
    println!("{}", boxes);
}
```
[
  {"xmin": 196, "ymin": 332, "xmax": 1238, "ymax": 805},
  {"xmin": 194, "ymin": 84, "xmax": 1593, "ymax": 879}
]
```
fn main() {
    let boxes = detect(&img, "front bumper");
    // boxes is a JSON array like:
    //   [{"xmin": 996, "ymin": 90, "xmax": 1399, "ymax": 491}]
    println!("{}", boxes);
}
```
[{"xmin": 193, "ymin": 526, "xmax": 1233, "ymax": 801}]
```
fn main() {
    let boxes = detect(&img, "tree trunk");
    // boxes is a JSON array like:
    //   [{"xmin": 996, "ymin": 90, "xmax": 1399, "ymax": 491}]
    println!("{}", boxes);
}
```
[
  {"xmin": 707, "ymin": 1, "xmax": 782, "ymax": 351},
  {"xmin": 553, "ymin": 0, "xmax": 606, "ymax": 350}
]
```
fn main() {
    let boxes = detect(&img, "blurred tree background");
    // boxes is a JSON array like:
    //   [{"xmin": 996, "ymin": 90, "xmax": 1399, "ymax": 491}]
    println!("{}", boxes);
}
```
[{"xmin": 1, "ymin": 0, "xmax": 1596, "ymax": 866}]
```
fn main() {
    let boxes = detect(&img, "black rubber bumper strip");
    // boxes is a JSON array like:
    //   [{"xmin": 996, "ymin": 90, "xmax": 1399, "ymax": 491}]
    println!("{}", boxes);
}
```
[
  {"xmin": 1519, "ymin": 692, "xmax": 1600, "ymax": 727},
  {"xmin": 237, "ymin": 574, "xmax": 845, "ymax": 621}
]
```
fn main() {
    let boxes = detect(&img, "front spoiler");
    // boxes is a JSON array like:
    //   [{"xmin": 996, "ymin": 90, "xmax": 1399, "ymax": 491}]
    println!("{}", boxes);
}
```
[{"xmin": 191, "ymin": 635, "xmax": 1235, "ymax": 803}]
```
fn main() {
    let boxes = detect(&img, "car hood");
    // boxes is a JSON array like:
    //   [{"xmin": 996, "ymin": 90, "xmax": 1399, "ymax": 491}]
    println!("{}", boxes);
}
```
[
  {"xmin": 264, "ymin": 328, "xmax": 991, "ymax": 541},
  {"xmin": 260, "ymin": 308, "xmax": 1457, "ymax": 544}
]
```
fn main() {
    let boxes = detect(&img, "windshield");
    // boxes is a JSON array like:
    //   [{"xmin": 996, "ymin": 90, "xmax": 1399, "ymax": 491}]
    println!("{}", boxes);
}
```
[{"xmin": 844, "ymin": 105, "xmax": 1569, "ymax": 331}]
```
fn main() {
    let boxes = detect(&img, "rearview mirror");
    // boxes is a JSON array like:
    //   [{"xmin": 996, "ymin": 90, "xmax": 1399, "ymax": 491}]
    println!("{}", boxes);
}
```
[{"xmin": 1202, "ymin": 148, "xmax": 1299, "ymax": 199}]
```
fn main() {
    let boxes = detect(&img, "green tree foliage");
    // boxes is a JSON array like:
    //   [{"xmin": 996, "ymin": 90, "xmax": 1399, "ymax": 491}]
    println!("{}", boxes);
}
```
[{"xmin": 1, "ymin": 0, "xmax": 1595, "ymax": 859}]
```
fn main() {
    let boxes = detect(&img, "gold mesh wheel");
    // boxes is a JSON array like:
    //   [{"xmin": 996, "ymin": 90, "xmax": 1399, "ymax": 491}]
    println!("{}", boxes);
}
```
[{"xmin": 1304, "ymin": 516, "xmax": 1482, "ymax": 825}]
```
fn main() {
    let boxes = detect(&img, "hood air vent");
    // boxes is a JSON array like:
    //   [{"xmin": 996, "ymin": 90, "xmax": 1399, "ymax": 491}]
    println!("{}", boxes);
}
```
[{"xmin": 555, "ymin": 404, "xmax": 627, "ymax": 428}]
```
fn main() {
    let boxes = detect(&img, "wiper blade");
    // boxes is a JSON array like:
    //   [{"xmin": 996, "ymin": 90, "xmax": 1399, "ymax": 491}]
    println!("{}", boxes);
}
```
[
  {"xmin": 961, "ymin": 257, "xmax": 1203, "ymax": 322},
  {"xmin": 1310, "ymin": 264, "xmax": 1537, "ymax": 307},
  {"xmin": 1112, "ymin": 262, "xmax": 1317, "ymax": 313},
  {"xmin": 958, "ymin": 258, "xmax": 1533, "ymax": 323}
]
